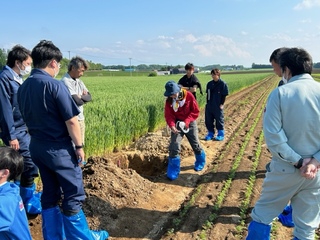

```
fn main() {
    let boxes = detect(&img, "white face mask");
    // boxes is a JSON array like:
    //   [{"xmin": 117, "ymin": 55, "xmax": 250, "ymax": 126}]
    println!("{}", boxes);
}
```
[
  {"xmin": 53, "ymin": 68, "xmax": 60, "ymax": 78},
  {"xmin": 17, "ymin": 64, "xmax": 32, "ymax": 76},
  {"xmin": 53, "ymin": 60, "xmax": 60, "ymax": 78}
]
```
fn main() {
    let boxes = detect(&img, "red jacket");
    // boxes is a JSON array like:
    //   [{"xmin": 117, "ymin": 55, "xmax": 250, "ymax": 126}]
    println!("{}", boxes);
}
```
[{"xmin": 165, "ymin": 91, "xmax": 200, "ymax": 128}]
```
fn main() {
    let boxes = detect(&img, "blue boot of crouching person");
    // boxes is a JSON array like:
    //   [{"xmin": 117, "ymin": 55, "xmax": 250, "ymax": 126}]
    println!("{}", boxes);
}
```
[
  {"xmin": 167, "ymin": 156, "xmax": 181, "ymax": 180},
  {"xmin": 42, "ymin": 206, "xmax": 66, "ymax": 240},
  {"xmin": 63, "ymin": 209, "xmax": 109, "ymax": 240},
  {"xmin": 278, "ymin": 204, "xmax": 294, "ymax": 227},
  {"xmin": 246, "ymin": 221, "xmax": 271, "ymax": 240},
  {"xmin": 215, "ymin": 130, "xmax": 224, "ymax": 141},
  {"xmin": 20, "ymin": 183, "xmax": 42, "ymax": 214},
  {"xmin": 194, "ymin": 150, "xmax": 206, "ymax": 171},
  {"xmin": 204, "ymin": 131, "xmax": 214, "ymax": 141}
]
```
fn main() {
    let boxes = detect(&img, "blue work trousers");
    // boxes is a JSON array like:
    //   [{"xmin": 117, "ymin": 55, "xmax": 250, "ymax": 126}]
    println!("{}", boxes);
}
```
[
  {"xmin": 29, "ymin": 138, "xmax": 85, "ymax": 214},
  {"xmin": 205, "ymin": 104, "xmax": 224, "ymax": 132}
]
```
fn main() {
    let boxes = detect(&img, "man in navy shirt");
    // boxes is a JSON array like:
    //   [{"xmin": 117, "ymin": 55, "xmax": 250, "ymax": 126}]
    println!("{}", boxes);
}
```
[
  {"xmin": 204, "ymin": 68, "xmax": 229, "ymax": 141},
  {"xmin": 178, "ymin": 62, "xmax": 203, "ymax": 100},
  {"xmin": 0, "ymin": 45, "xmax": 41, "ymax": 215},
  {"xmin": 18, "ymin": 40, "xmax": 108, "ymax": 240}
]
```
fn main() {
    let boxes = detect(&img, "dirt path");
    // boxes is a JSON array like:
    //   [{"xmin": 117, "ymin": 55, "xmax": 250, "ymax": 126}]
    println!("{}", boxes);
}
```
[{"xmin": 29, "ymin": 76, "xmax": 301, "ymax": 240}]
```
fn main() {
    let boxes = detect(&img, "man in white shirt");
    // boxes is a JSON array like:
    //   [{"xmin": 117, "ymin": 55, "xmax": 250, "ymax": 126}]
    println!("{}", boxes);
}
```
[{"xmin": 61, "ymin": 56, "xmax": 91, "ymax": 144}]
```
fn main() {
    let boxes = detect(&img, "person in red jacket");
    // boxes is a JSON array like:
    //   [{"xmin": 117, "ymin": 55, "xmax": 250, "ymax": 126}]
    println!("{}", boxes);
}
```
[{"xmin": 164, "ymin": 80, "xmax": 206, "ymax": 180}]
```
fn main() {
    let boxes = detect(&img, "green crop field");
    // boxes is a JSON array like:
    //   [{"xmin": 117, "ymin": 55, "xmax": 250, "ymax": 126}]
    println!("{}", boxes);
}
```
[
  {"xmin": 82, "ymin": 72, "xmax": 272, "ymax": 156},
  {"xmin": 0, "ymin": 72, "xmax": 273, "ymax": 156}
]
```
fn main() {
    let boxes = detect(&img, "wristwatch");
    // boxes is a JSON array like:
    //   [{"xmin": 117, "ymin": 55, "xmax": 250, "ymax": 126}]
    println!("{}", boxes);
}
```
[
  {"xmin": 75, "ymin": 144, "xmax": 84, "ymax": 149},
  {"xmin": 294, "ymin": 158, "xmax": 303, "ymax": 169}
]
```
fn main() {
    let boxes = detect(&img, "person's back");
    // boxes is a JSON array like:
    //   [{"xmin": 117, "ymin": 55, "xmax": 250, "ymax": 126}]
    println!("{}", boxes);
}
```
[
  {"xmin": 18, "ymin": 69, "xmax": 74, "ymax": 142},
  {"xmin": 265, "ymin": 73, "xmax": 320, "ymax": 160},
  {"xmin": 0, "ymin": 182, "xmax": 32, "ymax": 240},
  {"xmin": 0, "ymin": 147, "xmax": 32, "ymax": 240}
]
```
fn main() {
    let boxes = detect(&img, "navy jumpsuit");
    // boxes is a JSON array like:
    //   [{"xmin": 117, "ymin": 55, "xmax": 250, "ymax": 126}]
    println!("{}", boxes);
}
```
[
  {"xmin": 205, "ymin": 79, "xmax": 229, "ymax": 133},
  {"xmin": 17, "ymin": 69, "xmax": 84, "ymax": 214},
  {"xmin": 0, "ymin": 66, "xmax": 39, "ymax": 183}
]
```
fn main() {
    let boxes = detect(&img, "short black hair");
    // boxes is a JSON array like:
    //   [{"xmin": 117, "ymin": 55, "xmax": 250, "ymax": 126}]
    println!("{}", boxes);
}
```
[
  {"xmin": 31, "ymin": 40, "xmax": 62, "ymax": 69},
  {"xmin": 6, "ymin": 45, "xmax": 31, "ymax": 68},
  {"xmin": 211, "ymin": 68, "xmax": 221, "ymax": 76},
  {"xmin": 68, "ymin": 56, "xmax": 89, "ymax": 72},
  {"xmin": 279, "ymin": 47, "xmax": 313, "ymax": 76},
  {"xmin": 185, "ymin": 62, "xmax": 194, "ymax": 71},
  {"xmin": 0, "ymin": 147, "xmax": 24, "ymax": 181},
  {"xmin": 269, "ymin": 47, "xmax": 289, "ymax": 63}
]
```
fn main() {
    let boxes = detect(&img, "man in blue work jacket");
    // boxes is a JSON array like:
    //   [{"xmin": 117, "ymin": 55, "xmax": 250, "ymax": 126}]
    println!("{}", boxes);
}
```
[
  {"xmin": 204, "ymin": 68, "xmax": 229, "ymax": 141},
  {"xmin": 0, "ymin": 45, "xmax": 41, "ymax": 215},
  {"xmin": 0, "ymin": 147, "xmax": 32, "ymax": 240},
  {"xmin": 18, "ymin": 40, "xmax": 109, "ymax": 240}
]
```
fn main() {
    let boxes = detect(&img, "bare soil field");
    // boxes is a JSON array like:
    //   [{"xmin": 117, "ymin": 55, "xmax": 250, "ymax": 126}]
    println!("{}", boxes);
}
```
[{"xmin": 29, "ymin": 76, "xmax": 306, "ymax": 240}]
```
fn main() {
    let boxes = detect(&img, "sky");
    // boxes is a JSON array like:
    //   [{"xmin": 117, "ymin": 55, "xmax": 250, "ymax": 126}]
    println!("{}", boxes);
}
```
[{"xmin": 1, "ymin": 0, "xmax": 319, "ymax": 68}]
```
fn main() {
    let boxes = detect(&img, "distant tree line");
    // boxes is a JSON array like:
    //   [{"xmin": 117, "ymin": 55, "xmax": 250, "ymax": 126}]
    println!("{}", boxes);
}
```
[
  {"xmin": 252, "ymin": 62, "xmax": 320, "ymax": 69},
  {"xmin": 1, "ymin": 48, "xmax": 319, "ymax": 71}
]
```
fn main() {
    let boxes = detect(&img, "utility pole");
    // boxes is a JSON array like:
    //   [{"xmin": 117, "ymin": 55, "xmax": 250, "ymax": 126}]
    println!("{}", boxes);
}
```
[
  {"xmin": 68, "ymin": 51, "xmax": 70, "ymax": 60},
  {"xmin": 129, "ymin": 58, "xmax": 132, "ymax": 77}
]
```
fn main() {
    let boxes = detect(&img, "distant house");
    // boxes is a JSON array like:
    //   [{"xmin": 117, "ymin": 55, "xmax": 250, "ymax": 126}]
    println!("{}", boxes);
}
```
[
  {"xmin": 156, "ymin": 70, "xmax": 170, "ymax": 76},
  {"xmin": 170, "ymin": 67, "xmax": 199, "ymax": 74},
  {"xmin": 124, "ymin": 68, "xmax": 135, "ymax": 72}
]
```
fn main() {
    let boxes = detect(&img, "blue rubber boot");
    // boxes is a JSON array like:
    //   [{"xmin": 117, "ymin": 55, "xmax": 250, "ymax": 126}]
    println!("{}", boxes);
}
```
[
  {"xmin": 20, "ymin": 183, "xmax": 42, "ymax": 214},
  {"xmin": 292, "ymin": 237, "xmax": 299, "ymax": 240},
  {"xmin": 246, "ymin": 221, "xmax": 271, "ymax": 240},
  {"xmin": 42, "ymin": 206, "xmax": 66, "ymax": 240},
  {"xmin": 278, "ymin": 204, "xmax": 294, "ymax": 228},
  {"xmin": 194, "ymin": 150, "xmax": 206, "ymax": 171},
  {"xmin": 215, "ymin": 130, "xmax": 224, "ymax": 141},
  {"xmin": 63, "ymin": 209, "xmax": 109, "ymax": 240},
  {"xmin": 204, "ymin": 131, "xmax": 214, "ymax": 141},
  {"xmin": 167, "ymin": 156, "xmax": 180, "ymax": 180}
]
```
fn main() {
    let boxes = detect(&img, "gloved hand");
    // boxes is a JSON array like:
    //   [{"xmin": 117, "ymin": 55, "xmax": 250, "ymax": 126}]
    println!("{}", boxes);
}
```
[{"xmin": 176, "ymin": 121, "xmax": 189, "ymax": 133}]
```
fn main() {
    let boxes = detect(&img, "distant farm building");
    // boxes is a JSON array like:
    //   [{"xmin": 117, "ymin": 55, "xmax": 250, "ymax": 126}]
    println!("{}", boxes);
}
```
[
  {"xmin": 156, "ymin": 70, "xmax": 170, "ymax": 76},
  {"xmin": 171, "ymin": 68, "xmax": 199, "ymax": 74}
]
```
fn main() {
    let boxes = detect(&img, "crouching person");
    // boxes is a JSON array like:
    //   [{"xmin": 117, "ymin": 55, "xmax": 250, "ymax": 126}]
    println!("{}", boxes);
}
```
[
  {"xmin": 164, "ymin": 80, "xmax": 206, "ymax": 180},
  {"xmin": 0, "ymin": 147, "xmax": 32, "ymax": 240}
]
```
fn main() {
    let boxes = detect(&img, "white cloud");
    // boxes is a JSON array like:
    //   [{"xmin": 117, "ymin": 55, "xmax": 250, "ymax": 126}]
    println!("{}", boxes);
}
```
[
  {"xmin": 77, "ymin": 47, "xmax": 102, "ymax": 53},
  {"xmin": 241, "ymin": 31, "xmax": 248, "ymax": 35},
  {"xmin": 158, "ymin": 35, "xmax": 174, "ymax": 40},
  {"xmin": 265, "ymin": 33, "xmax": 295, "ymax": 42},
  {"xmin": 294, "ymin": 0, "xmax": 320, "ymax": 10},
  {"xmin": 184, "ymin": 34, "xmax": 198, "ymax": 43}
]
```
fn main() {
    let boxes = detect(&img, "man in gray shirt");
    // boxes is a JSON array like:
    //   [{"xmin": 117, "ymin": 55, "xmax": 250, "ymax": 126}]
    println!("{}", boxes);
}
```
[
  {"xmin": 246, "ymin": 47, "xmax": 320, "ymax": 240},
  {"xmin": 61, "ymin": 57, "xmax": 91, "ymax": 144}
]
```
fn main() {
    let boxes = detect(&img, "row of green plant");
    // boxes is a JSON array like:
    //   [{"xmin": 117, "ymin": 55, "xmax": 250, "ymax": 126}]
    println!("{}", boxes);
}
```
[
  {"xmin": 198, "ymin": 79, "xmax": 273, "ymax": 240},
  {"xmin": 82, "ymin": 72, "xmax": 272, "ymax": 156}
]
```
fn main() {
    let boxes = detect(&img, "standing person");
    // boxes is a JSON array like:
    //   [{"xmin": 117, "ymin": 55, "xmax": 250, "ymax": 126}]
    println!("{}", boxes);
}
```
[
  {"xmin": 178, "ymin": 62, "xmax": 203, "ymax": 100},
  {"xmin": 0, "ymin": 45, "xmax": 41, "ymax": 215},
  {"xmin": 164, "ymin": 80, "xmax": 206, "ymax": 180},
  {"xmin": 269, "ymin": 47, "xmax": 295, "ymax": 228},
  {"xmin": 61, "ymin": 56, "xmax": 91, "ymax": 145},
  {"xmin": 246, "ymin": 47, "xmax": 320, "ymax": 240},
  {"xmin": 0, "ymin": 147, "xmax": 32, "ymax": 240},
  {"xmin": 18, "ymin": 40, "xmax": 108, "ymax": 240},
  {"xmin": 204, "ymin": 68, "xmax": 229, "ymax": 141},
  {"xmin": 269, "ymin": 47, "xmax": 290, "ymax": 86}
]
